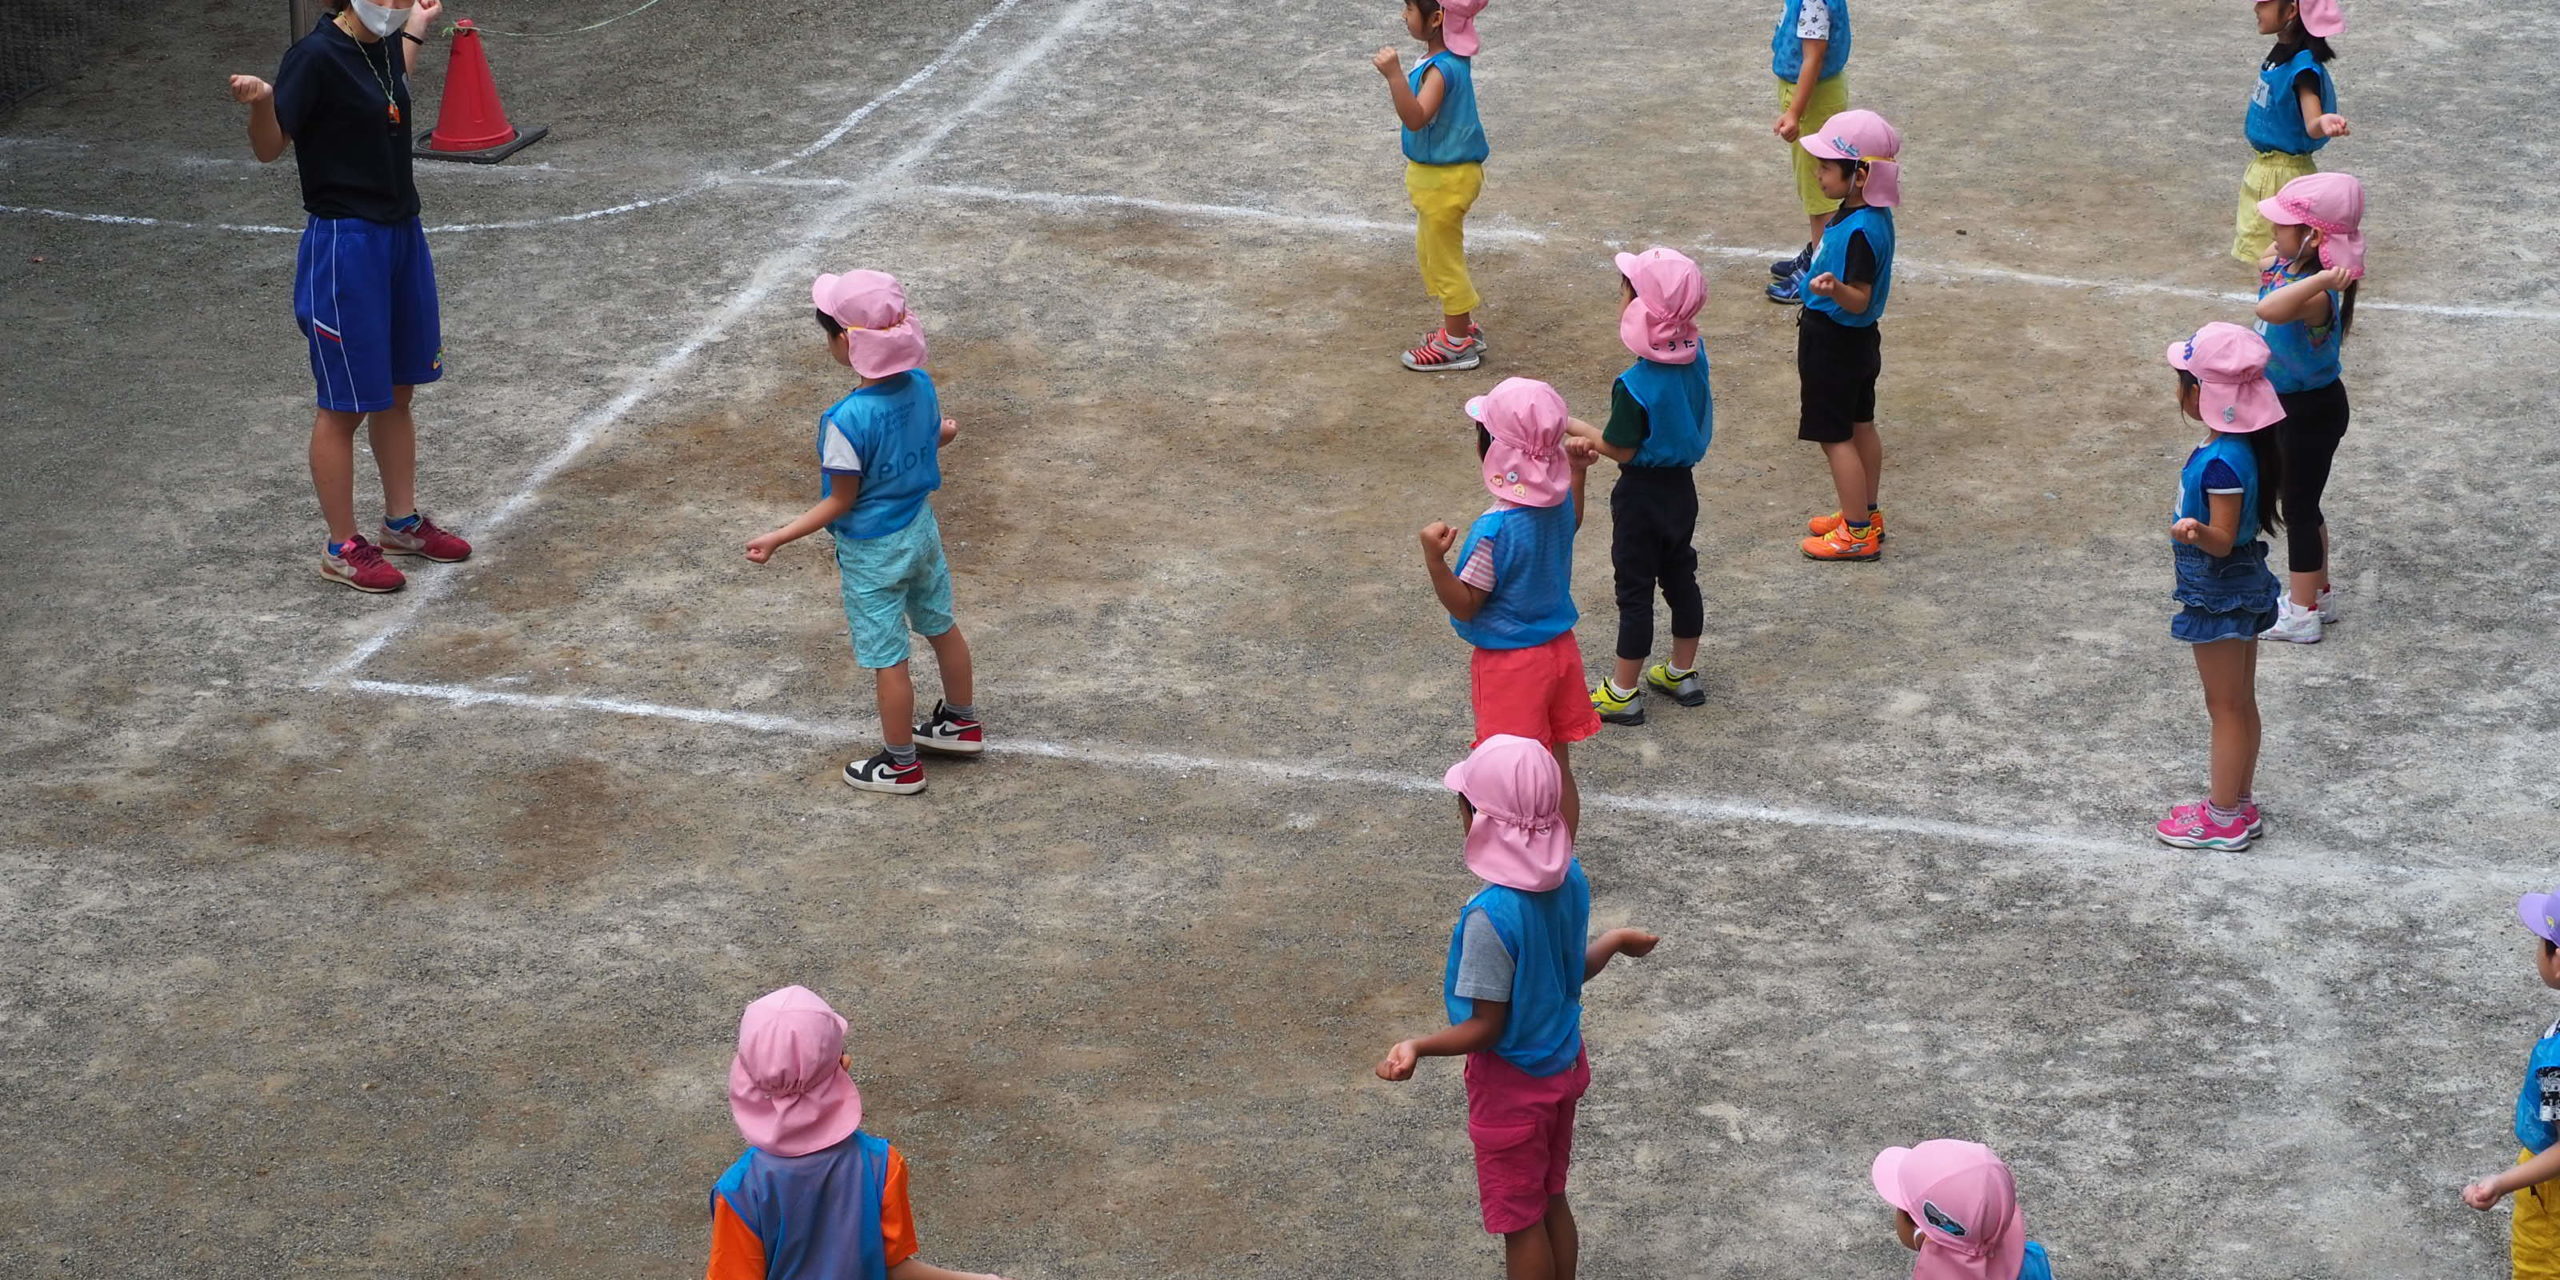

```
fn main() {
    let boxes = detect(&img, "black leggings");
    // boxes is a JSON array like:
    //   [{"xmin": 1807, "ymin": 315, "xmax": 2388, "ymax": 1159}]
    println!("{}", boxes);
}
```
[
  {"xmin": 2275, "ymin": 380, "xmax": 2351, "ymax": 574},
  {"xmin": 1610, "ymin": 467, "xmax": 1704, "ymax": 662}
]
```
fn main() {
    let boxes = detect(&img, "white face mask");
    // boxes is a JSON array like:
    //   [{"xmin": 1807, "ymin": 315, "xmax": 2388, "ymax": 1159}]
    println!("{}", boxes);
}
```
[{"xmin": 347, "ymin": 0, "xmax": 411, "ymax": 38}]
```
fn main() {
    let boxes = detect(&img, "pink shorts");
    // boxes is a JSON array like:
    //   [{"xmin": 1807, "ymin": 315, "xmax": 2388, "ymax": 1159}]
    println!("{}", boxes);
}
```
[
  {"xmin": 1470, "ymin": 632, "xmax": 1603, "ymax": 749},
  {"xmin": 1463, "ymin": 1049, "xmax": 1591, "ymax": 1234}
]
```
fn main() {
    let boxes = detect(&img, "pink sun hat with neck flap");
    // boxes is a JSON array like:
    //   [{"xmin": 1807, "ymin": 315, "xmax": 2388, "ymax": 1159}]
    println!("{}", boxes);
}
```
[
  {"xmin": 1442, "ymin": 734, "xmax": 1571, "ymax": 893},
  {"xmin": 2258, "ymin": 171, "xmax": 2365, "ymax": 279},
  {"xmin": 1465, "ymin": 377, "xmax": 1572, "ymax": 508},
  {"xmin": 1800, "ymin": 109, "xmax": 1904, "ymax": 208},
  {"xmin": 812, "ymin": 269, "xmax": 928, "ymax": 379},
  {"xmin": 2283, "ymin": 0, "xmax": 2346, "ymax": 39},
  {"xmin": 1439, "ymin": 0, "xmax": 1489, "ymax": 56},
  {"xmin": 2165, "ymin": 322, "xmax": 2283, "ymax": 434},
  {"xmin": 728, "ymin": 985, "xmax": 865, "ymax": 1158},
  {"xmin": 1614, "ymin": 248, "xmax": 1705, "ymax": 364},
  {"xmin": 1871, "ymin": 1140, "xmax": 2027, "ymax": 1280}
]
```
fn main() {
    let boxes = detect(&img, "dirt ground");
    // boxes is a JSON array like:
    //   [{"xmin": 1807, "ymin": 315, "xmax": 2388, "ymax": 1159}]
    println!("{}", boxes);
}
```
[{"xmin": 5, "ymin": 0, "xmax": 2559, "ymax": 1276}]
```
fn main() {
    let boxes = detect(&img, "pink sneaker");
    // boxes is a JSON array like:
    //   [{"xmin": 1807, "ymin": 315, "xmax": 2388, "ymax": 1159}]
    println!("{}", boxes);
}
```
[
  {"xmin": 379, "ymin": 512, "xmax": 472, "ymax": 562},
  {"xmin": 319, "ymin": 535, "xmax": 407, "ymax": 593},
  {"xmin": 2154, "ymin": 801, "xmax": 2253, "ymax": 851}
]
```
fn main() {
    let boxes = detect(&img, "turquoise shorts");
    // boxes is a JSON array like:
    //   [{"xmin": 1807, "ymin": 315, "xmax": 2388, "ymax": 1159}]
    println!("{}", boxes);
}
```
[{"xmin": 833, "ymin": 504, "xmax": 954, "ymax": 669}]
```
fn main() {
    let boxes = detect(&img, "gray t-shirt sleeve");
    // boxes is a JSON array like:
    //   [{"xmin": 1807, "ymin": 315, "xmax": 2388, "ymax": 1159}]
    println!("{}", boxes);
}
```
[{"xmin": 1453, "ymin": 910, "xmax": 1515, "ymax": 1004}]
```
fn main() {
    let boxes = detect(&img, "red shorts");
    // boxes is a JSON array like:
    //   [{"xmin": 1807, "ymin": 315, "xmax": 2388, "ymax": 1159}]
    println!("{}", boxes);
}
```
[
  {"xmin": 1464, "ymin": 1049, "xmax": 1591, "ymax": 1233},
  {"xmin": 1470, "ymin": 632, "xmax": 1603, "ymax": 749}
]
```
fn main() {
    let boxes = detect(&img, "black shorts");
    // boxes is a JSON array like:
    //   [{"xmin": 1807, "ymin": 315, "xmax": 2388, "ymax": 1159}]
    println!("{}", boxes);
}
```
[{"xmin": 1796, "ymin": 309, "xmax": 1882, "ymax": 444}]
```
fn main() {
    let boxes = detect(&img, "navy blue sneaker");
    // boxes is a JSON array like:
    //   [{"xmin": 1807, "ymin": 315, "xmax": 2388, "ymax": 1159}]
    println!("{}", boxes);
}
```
[
  {"xmin": 1769, "ymin": 244, "xmax": 1812, "ymax": 279},
  {"xmin": 1766, "ymin": 268, "xmax": 1806, "ymax": 305}
]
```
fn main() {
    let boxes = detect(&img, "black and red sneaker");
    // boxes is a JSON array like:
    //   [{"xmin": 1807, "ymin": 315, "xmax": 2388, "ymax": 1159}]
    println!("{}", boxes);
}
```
[
  {"xmin": 913, "ymin": 701, "xmax": 983, "ymax": 755},
  {"xmin": 843, "ymin": 750, "xmax": 926, "ymax": 794}
]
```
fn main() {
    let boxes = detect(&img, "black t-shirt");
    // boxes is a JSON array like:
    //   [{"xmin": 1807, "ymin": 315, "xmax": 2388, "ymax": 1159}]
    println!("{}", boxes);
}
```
[{"xmin": 273, "ymin": 18, "xmax": 420, "ymax": 223}]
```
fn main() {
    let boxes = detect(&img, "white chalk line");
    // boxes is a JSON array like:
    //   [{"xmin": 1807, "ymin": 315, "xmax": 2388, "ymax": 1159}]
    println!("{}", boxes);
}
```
[
  {"xmin": 0, "ymin": 0, "xmax": 1030, "ymax": 239},
  {"xmin": 315, "ymin": 0, "xmax": 1106, "ymax": 683},
  {"xmin": 341, "ymin": 675, "xmax": 2487, "ymax": 882}
]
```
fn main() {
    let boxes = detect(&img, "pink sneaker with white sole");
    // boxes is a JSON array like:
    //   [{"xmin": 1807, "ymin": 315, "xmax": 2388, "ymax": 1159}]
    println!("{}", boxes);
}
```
[
  {"xmin": 2154, "ymin": 801, "xmax": 2254, "ymax": 851},
  {"xmin": 319, "ymin": 535, "xmax": 407, "ymax": 593}
]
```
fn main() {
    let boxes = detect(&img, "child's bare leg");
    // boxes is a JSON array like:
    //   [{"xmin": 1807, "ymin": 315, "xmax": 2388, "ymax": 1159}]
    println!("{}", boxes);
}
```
[
  {"xmin": 1446, "ymin": 308, "xmax": 1473, "ymax": 336},
  {"xmin": 1501, "ymin": 1218, "xmax": 1557, "ymax": 1280},
  {"xmin": 2290, "ymin": 527, "xmax": 2331, "ymax": 608},
  {"xmin": 1553, "ymin": 739, "xmax": 1580, "ymax": 840},
  {"xmin": 1611, "ymin": 656, "xmax": 1642, "ymax": 691},
  {"xmin": 1670, "ymin": 635, "xmax": 1700, "ymax": 672},
  {"xmin": 1819, "ymin": 440, "xmax": 1869, "ymax": 522},
  {"xmin": 371, "ymin": 385, "xmax": 419, "ymax": 520},
  {"xmin": 1546, "ymin": 1194, "xmax": 1579, "ymax": 1280},
  {"xmin": 1850, "ymin": 422, "xmax": 1882, "ymax": 509},
  {"xmin": 309, "ymin": 408, "xmax": 367, "ymax": 544},
  {"xmin": 875, "ymin": 660, "xmax": 917, "ymax": 748},
  {"xmin": 2241, "ymin": 641, "xmax": 2262, "ymax": 798},
  {"xmin": 923, "ymin": 626, "xmax": 973, "ymax": 707},
  {"xmin": 1806, "ymin": 214, "xmax": 1827, "ymax": 251},
  {"xmin": 2192, "ymin": 640, "xmax": 2258, "ymax": 809}
]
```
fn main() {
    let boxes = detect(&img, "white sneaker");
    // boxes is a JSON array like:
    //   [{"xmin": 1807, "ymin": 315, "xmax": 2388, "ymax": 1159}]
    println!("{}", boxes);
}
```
[
  {"xmin": 2261, "ymin": 597, "xmax": 2323, "ymax": 644},
  {"xmin": 2316, "ymin": 585, "xmax": 2337, "ymax": 624}
]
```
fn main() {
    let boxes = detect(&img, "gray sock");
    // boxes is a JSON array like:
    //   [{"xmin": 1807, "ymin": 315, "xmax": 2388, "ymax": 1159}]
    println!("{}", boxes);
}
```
[
  {"xmin": 885, "ymin": 743, "xmax": 919, "ymax": 766},
  {"xmin": 943, "ymin": 702, "xmax": 977, "ymax": 721}
]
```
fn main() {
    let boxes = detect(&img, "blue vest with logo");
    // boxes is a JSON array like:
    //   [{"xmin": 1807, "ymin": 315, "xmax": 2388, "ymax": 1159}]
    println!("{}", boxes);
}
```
[
  {"xmin": 1770, "ymin": 0, "xmax": 1851, "ymax": 80},
  {"xmin": 2175, "ymin": 433, "xmax": 2263, "ymax": 539},
  {"xmin": 1804, "ymin": 204, "xmax": 1894, "ymax": 327},
  {"xmin": 1617, "ymin": 358, "xmax": 1712, "ymax": 469},
  {"xmin": 2516, "ymin": 1019, "xmax": 2560, "ymax": 1154},
  {"xmin": 1451, "ymin": 502, "xmax": 1578, "ymax": 650},
  {"xmin": 1442, "ymin": 859, "xmax": 1590, "ymax": 1077},
  {"xmin": 1403, "ymin": 52, "xmax": 1488, "ymax": 166},
  {"xmin": 2254, "ymin": 259, "xmax": 2344, "ymax": 393},
  {"xmin": 820, "ymin": 370, "xmax": 942, "ymax": 541},
  {"xmin": 711, "ymin": 1131, "xmax": 890, "ymax": 1280},
  {"xmin": 2245, "ymin": 47, "xmax": 2335, "ymax": 154}
]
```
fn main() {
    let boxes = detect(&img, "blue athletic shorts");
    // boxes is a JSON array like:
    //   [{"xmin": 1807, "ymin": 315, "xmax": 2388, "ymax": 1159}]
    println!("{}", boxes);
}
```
[
  {"xmin": 294, "ymin": 215, "xmax": 442, "ymax": 413},
  {"xmin": 834, "ymin": 505, "xmax": 956, "ymax": 669}
]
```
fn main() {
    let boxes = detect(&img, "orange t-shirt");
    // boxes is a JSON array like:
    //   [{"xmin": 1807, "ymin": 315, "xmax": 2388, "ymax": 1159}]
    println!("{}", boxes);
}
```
[{"xmin": 705, "ymin": 1144, "xmax": 918, "ymax": 1280}]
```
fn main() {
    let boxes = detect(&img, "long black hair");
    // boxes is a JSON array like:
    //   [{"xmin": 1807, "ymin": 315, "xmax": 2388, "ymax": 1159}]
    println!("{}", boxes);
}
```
[
  {"xmin": 2270, "ymin": 3, "xmax": 2338, "ymax": 62},
  {"xmin": 2178, "ymin": 370, "xmax": 2286, "ymax": 536}
]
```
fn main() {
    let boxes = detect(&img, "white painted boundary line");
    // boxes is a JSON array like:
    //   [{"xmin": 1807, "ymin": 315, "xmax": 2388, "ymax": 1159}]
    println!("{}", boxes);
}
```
[
  {"xmin": 343, "ymin": 675, "xmax": 2469, "ymax": 879},
  {"xmin": 317, "ymin": 0, "xmax": 1105, "ymax": 681}
]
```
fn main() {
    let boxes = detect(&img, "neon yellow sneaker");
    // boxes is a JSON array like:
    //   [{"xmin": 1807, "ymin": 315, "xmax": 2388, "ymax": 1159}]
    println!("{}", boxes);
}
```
[
  {"xmin": 1589, "ymin": 679, "xmax": 1644, "ymax": 726},
  {"xmin": 1644, "ymin": 663, "xmax": 1706, "ymax": 707}
]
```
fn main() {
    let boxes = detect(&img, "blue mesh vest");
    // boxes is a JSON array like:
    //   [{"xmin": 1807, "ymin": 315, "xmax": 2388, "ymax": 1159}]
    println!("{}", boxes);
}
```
[
  {"xmin": 1441, "ymin": 860, "xmax": 1591, "ymax": 1077},
  {"xmin": 1804, "ymin": 204, "xmax": 1894, "ymax": 327},
  {"xmin": 819, "ymin": 371, "xmax": 942, "ymax": 541},
  {"xmin": 2176, "ymin": 433, "xmax": 2263, "ymax": 538},
  {"xmin": 1450, "ymin": 502, "xmax": 1578, "ymax": 649},
  {"xmin": 711, "ymin": 1131, "xmax": 890, "ymax": 1280},
  {"xmin": 1770, "ymin": 0, "xmax": 1850, "ymax": 80},
  {"xmin": 2254, "ymin": 259, "xmax": 2344, "ymax": 393},
  {"xmin": 1617, "ymin": 357, "xmax": 1712, "ymax": 469},
  {"xmin": 2245, "ymin": 48, "xmax": 2335, "ymax": 154},
  {"xmin": 1402, "ymin": 52, "xmax": 1488, "ymax": 166}
]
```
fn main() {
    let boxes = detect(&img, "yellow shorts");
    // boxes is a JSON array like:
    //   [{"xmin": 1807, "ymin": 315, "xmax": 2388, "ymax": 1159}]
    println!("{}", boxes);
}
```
[
  {"xmin": 2233, "ymin": 149, "xmax": 2318, "ymax": 264},
  {"xmin": 1779, "ymin": 74, "xmax": 1851, "ymax": 218},
  {"xmin": 1406, "ymin": 160, "xmax": 1485, "ymax": 317},
  {"xmin": 2518, "ymin": 1150, "xmax": 2560, "ymax": 1280}
]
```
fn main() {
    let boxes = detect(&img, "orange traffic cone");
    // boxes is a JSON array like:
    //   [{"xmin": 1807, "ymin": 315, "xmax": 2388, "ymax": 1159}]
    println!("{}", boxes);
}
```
[{"xmin": 415, "ymin": 19, "xmax": 547, "ymax": 163}]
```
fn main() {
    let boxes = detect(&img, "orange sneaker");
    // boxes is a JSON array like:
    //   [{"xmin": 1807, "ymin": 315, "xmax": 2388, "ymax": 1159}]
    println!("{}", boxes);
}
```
[
  {"xmin": 1808, "ymin": 508, "xmax": 1885, "ymax": 538},
  {"xmin": 1801, "ymin": 521, "xmax": 1881, "ymax": 561}
]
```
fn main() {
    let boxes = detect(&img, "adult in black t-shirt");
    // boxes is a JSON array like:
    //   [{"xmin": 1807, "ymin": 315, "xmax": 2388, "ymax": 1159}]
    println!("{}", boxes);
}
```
[{"xmin": 229, "ymin": 0, "xmax": 474, "ymax": 593}]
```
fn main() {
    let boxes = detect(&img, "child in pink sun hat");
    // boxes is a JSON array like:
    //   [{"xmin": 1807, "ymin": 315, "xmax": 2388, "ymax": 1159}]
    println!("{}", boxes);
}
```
[
  {"xmin": 2461, "ymin": 884, "xmax": 2560, "ymax": 1277},
  {"xmin": 1870, "ymin": 1139, "xmax": 2053, "ymax": 1280},
  {"xmin": 1372, "ymin": 0, "xmax": 1493, "ymax": 371},
  {"xmin": 1790, "ymin": 108, "xmax": 1901, "ymax": 562},
  {"xmin": 1375, "ymin": 735, "xmax": 1659, "ymax": 1280},
  {"xmin": 706, "ymin": 986, "xmax": 1011, "ymax": 1280},
  {"xmin": 2250, "ymin": 170, "xmax": 2364, "ymax": 645},
  {"xmin": 746, "ymin": 270, "xmax": 982, "ymax": 796},
  {"xmin": 2233, "ymin": 0, "xmax": 2349, "ymax": 263},
  {"xmin": 1418, "ymin": 378, "xmax": 1603, "ymax": 830},
  {"xmin": 2156, "ymin": 322, "xmax": 2286, "ymax": 852},
  {"xmin": 1570, "ymin": 248, "xmax": 1714, "ymax": 727}
]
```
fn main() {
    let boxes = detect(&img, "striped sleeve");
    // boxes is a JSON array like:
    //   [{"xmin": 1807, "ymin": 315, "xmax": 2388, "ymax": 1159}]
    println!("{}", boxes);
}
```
[{"xmin": 1457, "ymin": 537, "xmax": 1497, "ymax": 592}]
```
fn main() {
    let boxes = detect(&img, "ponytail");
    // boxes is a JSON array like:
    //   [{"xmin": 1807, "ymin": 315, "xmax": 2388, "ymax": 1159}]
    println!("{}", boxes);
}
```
[{"xmin": 2336, "ymin": 278, "xmax": 2358, "ymax": 338}]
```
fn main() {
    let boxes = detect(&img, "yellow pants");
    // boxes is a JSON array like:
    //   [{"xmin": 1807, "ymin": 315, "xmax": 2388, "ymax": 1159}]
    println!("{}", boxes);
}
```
[
  {"xmin": 1406, "ymin": 160, "xmax": 1484, "ymax": 317},
  {"xmin": 2232, "ymin": 149, "xmax": 2318, "ymax": 264},
  {"xmin": 2519, "ymin": 1151, "xmax": 2560, "ymax": 1280},
  {"xmin": 1779, "ymin": 74, "xmax": 1851, "ymax": 217}
]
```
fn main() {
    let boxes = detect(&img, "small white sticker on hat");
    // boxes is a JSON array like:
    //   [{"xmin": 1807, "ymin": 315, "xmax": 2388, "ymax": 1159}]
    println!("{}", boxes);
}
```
[{"xmin": 2222, "ymin": 405, "xmax": 2237, "ymax": 423}]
